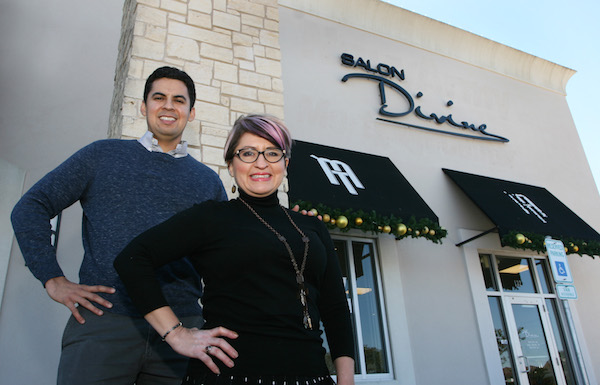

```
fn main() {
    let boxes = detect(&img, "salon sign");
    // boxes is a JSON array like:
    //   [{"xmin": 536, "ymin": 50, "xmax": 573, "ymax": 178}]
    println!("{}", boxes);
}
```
[{"xmin": 340, "ymin": 53, "xmax": 509, "ymax": 143}]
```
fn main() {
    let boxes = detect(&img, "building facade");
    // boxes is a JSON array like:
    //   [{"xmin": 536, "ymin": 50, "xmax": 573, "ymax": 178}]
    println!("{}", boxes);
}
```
[{"xmin": 1, "ymin": 1, "xmax": 599, "ymax": 384}]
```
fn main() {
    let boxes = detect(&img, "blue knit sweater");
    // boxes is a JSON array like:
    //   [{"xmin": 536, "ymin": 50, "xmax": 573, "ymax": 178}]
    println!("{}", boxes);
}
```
[{"xmin": 11, "ymin": 139, "xmax": 227, "ymax": 316}]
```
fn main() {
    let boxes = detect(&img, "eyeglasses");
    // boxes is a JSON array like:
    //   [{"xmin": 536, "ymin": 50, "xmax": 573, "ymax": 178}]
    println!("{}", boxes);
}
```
[{"xmin": 234, "ymin": 147, "xmax": 286, "ymax": 163}]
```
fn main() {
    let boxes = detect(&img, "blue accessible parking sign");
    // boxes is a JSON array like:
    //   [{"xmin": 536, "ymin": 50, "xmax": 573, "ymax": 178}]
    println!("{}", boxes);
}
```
[{"xmin": 545, "ymin": 238, "xmax": 573, "ymax": 284}]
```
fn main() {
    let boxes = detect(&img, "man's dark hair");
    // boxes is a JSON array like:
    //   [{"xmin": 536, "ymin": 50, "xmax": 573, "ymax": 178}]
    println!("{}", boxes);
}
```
[{"xmin": 143, "ymin": 66, "xmax": 196, "ymax": 110}]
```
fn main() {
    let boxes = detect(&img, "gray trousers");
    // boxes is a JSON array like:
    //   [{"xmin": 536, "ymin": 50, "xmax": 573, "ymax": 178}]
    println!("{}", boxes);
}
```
[{"xmin": 57, "ymin": 307, "xmax": 203, "ymax": 385}]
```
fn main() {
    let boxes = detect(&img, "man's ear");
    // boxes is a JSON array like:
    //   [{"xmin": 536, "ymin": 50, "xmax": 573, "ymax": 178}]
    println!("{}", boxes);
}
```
[
  {"xmin": 141, "ymin": 102, "xmax": 147, "ymax": 117},
  {"xmin": 188, "ymin": 107, "xmax": 196, "ymax": 122}
]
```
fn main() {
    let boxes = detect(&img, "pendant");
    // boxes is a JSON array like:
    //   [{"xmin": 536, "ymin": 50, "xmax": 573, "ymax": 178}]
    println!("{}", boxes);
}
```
[
  {"xmin": 299, "ymin": 286, "xmax": 308, "ymax": 305},
  {"xmin": 298, "ymin": 282, "xmax": 312, "ymax": 329},
  {"xmin": 303, "ymin": 309, "xmax": 313, "ymax": 330}
]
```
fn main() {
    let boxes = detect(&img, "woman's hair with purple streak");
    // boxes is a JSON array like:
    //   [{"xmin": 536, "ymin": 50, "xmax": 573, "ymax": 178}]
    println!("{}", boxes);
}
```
[{"xmin": 224, "ymin": 114, "xmax": 293, "ymax": 165}]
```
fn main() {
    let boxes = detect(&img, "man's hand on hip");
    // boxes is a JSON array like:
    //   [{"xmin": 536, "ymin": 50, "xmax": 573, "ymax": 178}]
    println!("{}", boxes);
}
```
[{"xmin": 45, "ymin": 276, "xmax": 116, "ymax": 324}]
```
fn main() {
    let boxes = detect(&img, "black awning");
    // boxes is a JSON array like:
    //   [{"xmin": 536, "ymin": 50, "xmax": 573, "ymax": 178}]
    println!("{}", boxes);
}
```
[
  {"xmin": 288, "ymin": 141, "xmax": 442, "ymax": 240},
  {"xmin": 443, "ymin": 168, "xmax": 600, "ymax": 253}
]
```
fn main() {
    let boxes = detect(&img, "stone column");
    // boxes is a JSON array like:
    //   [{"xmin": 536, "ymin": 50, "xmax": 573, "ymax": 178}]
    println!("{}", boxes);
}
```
[{"xmin": 109, "ymin": 0, "xmax": 286, "ymax": 202}]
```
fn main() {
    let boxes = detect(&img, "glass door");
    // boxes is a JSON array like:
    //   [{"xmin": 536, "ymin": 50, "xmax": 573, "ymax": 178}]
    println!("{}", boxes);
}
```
[{"xmin": 504, "ymin": 296, "xmax": 566, "ymax": 385}]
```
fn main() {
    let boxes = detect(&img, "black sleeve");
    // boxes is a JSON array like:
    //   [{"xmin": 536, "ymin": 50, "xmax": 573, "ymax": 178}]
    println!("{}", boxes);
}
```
[
  {"xmin": 114, "ymin": 204, "xmax": 207, "ymax": 316},
  {"xmin": 315, "ymin": 221, "xmax": 356, "ymax": 360}
]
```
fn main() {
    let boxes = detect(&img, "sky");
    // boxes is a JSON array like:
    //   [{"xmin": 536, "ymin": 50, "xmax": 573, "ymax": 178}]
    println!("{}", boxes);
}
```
[{"xmin": 382, "ymin": 0, "xmax": 600, "ymax": 194}]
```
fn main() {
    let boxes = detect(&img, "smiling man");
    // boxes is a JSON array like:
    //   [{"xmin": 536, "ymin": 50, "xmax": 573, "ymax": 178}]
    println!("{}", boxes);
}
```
[
  {"xmin": 141, "ymin": 75, "xmax": 196, "ymax": 152},
  {"xmin": 11, "ymin": 67, "xmax": 227, "ymax": 385}
]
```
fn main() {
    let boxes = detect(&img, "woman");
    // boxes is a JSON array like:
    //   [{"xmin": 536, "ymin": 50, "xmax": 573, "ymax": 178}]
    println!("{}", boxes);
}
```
[{"xmin": 114, "ymin": 114, "xmax": 355, "ymax": 385}]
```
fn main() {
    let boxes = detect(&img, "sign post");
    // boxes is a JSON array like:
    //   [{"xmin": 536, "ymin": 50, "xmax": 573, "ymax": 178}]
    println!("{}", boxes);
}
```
[{"xmin": 545, "ymin": 237, "xmax": 589, "ymax": 385}]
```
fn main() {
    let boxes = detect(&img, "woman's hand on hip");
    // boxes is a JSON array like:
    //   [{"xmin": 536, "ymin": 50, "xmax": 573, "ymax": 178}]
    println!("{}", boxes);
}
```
[{"xmin": 165, "ymin": 326, "xmax": 239, "ymax": 374}]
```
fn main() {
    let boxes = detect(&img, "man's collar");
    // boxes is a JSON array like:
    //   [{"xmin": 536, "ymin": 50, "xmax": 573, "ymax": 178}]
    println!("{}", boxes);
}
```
[{"xmin": 137, "ymin": 131, "xmax": 188, "ymax": 158}]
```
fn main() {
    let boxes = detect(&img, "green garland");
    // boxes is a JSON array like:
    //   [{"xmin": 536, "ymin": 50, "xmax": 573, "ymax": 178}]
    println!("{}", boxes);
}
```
[
  {"xmin": 501, "ymin": 230, "xmax": 600, "ymax": 258},
  {"xmin": 292, "ymin": 200, "xmax": 447, "ymax": 244}
]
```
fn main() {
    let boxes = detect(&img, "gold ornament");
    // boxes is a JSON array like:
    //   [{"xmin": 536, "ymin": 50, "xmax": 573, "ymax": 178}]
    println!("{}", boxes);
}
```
[
  {"xmin": 564, "ymin": 247, "xmax": 568, "ymax": 253},
  {"xmin": 396, "ymin": 224, "xmax": 407, "ymax": 236},
  {"xmin": 573, "ymin": 245, "xmax": 579, "ymax": 252},
  {"xmin": 429, "ymin": 229, "xmax": 435, "ymax": 236},
  {"xmin": 383, "ymin": 225, "xmax": 391, "ymax": 233},
  {"xmin": 309, "ymin": 208, "xmax": 318, "ymax": 216},
  {"xmin": 330, "ymin": 218, "xmax": 336, "ymax": 225},
  {"xmin": 322, "ymin": 214, "xmax": 331, "ymax": 223},
  {"xmin": 355, "ymin": 217, "xmax": 363, "ymax": 226},
  {"xmin": 336, "ymin": 216, "xmax": 348, "ymax": 229},
  {"xmin": 515, "ymin": 234, "xmax": 525, "ymax": 244},
  {"xmin": 422, "ymin": 226, "xmax": 429, "ymax": 234},
  {"xmin": 414, "ymin": 230, "xmax": 420, "ymax": 236},
  {"xmin": 377, "ymin": 226, "xmax": 383, "ymax": 231}
]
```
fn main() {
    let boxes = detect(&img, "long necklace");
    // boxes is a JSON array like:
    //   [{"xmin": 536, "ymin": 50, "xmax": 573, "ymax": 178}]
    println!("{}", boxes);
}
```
[{"xmin": 238, "ymin": 197, "xmax": 313, "ymax": 330}]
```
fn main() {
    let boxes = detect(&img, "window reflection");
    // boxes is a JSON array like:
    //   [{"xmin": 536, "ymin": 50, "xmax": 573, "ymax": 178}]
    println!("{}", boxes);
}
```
[
  {"xmin": 512, "ymin": 304, "xmax": 558, "ymax": 385},
  {"xmin": 545, "ymin": 300, "xmax": 577, "ymax": 385},
  {"xmin": 480, "ymin": 254, "xmax": 497, "ymax": 291},
  {"xmin": 535, "ymin": 260, "xmax": 553, "ymax": 295},
  {"xmin": 488, "ymin": 297, "xmax": 517, "ymax": 385},
  {"xmin": 324, "ymin": 239, "xmax": 389, "ymax": 376},
  {"xmin": 497, "ymin": 257, "xmax": 536, "ymax": 293},
  {"xmin": 352, "ymin": 242, "xmax": 388, "ymax": 374}
]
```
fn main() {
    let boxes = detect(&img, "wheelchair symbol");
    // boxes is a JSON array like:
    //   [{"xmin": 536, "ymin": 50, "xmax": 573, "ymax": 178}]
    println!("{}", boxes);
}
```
[{"xmin": 556, "ymin": 261, "xmax": 567, "ymax": 277}]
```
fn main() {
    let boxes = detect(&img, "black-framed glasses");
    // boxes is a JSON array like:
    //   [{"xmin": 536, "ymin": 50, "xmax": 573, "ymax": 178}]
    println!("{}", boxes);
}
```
[{"xmin": 234, "ymin": 147, "xmax": 286, "ymax": 163}]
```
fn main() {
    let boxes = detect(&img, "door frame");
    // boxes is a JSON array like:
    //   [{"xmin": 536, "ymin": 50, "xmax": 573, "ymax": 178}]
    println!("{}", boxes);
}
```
[{"xmin": 503, "ymin": 295, "xmax": 566, "ymax": 385}]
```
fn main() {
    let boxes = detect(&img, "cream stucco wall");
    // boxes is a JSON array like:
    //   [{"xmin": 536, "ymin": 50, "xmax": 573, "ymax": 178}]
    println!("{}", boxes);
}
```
[
  {"xmin": 0, "ymin": 1, "xmax": 124, "ymax": 383},
  {"xmin": 278, "ymin": 1, "xmax": 600, "ymax": 384}
]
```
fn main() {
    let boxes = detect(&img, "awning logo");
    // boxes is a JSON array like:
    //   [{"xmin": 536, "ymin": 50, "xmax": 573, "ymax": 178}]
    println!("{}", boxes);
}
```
[
  {"xmin": 310, "ymin": 155, "xmax": 365, "ymax": 195},
  {"xmin": 505, "ymin": 192, "xmax": 548, "ymax": 223}
]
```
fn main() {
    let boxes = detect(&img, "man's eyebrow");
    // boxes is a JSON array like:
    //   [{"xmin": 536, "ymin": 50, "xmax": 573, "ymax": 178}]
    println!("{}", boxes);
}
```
[{"xmin": 150, "ymin": 92, "xmax": 188, "ymax": 101}]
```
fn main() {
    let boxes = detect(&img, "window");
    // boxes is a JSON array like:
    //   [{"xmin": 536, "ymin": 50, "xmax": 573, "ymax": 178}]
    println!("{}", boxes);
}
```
[
  {"xmin": 323, "ymin": 237, "xmax": 392, "ymax": 380},
  {"xmin": 479, "ymin": 254, "xmax": 578, "ymax": 385}
]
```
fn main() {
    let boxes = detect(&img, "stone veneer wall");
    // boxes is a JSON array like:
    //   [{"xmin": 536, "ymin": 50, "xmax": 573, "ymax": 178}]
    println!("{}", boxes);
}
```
[{"xmin": 109, "ymin": 0, "xmax": 286, "ymax": 203}]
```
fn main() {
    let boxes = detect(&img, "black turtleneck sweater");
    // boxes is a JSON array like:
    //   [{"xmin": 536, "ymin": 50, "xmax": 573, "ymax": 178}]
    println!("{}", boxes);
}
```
[{"xmin": 114, "ymin": 190, "xmax": 354, "ymax": 376}]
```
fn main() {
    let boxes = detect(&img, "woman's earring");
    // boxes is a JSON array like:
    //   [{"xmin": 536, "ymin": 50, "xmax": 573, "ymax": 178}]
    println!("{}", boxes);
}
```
[{"xmin": 229, "ymin": 169, "xmax": 237, "ymax": 194}]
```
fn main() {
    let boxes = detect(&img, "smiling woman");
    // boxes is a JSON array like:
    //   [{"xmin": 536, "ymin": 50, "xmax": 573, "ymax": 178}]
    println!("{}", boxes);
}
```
[
  {"xmin": 224, "ymin": 115, "xmax": 292, "ymax": 198},
  {"xmin": 114, "ymin": 114, "xmax": 356, "ymax": 385},
  {"xmin": 228, "ymin": 135, "xmax": 288, "ymax": 198}
]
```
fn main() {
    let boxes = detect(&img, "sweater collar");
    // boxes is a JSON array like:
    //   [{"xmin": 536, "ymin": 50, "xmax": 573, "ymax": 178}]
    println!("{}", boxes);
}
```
[
  {"xmin": 137, "ymin": 131, "xmax": 188, "ymax": 158},
  {"xmin": 237, "ymin": 189, "xmax": 279, "ymax": 207}
]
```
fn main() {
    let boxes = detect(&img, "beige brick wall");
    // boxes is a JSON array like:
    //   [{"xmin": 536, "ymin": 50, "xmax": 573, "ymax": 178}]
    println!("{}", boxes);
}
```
[{"xmin": 109, "ymin": 0, "xmax": 286, "ymax": 203}]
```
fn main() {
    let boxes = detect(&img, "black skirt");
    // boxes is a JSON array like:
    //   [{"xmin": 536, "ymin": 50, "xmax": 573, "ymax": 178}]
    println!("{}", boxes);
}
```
[{"xmin": 182, "ymin": 374, "xmax": 336, "ymax": 385}]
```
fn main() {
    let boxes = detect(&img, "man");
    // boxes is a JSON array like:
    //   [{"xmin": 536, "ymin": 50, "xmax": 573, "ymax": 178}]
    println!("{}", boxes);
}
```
[{"xmin": 11, "ymin": 66, "xmax": 227, "ymax": 384}]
